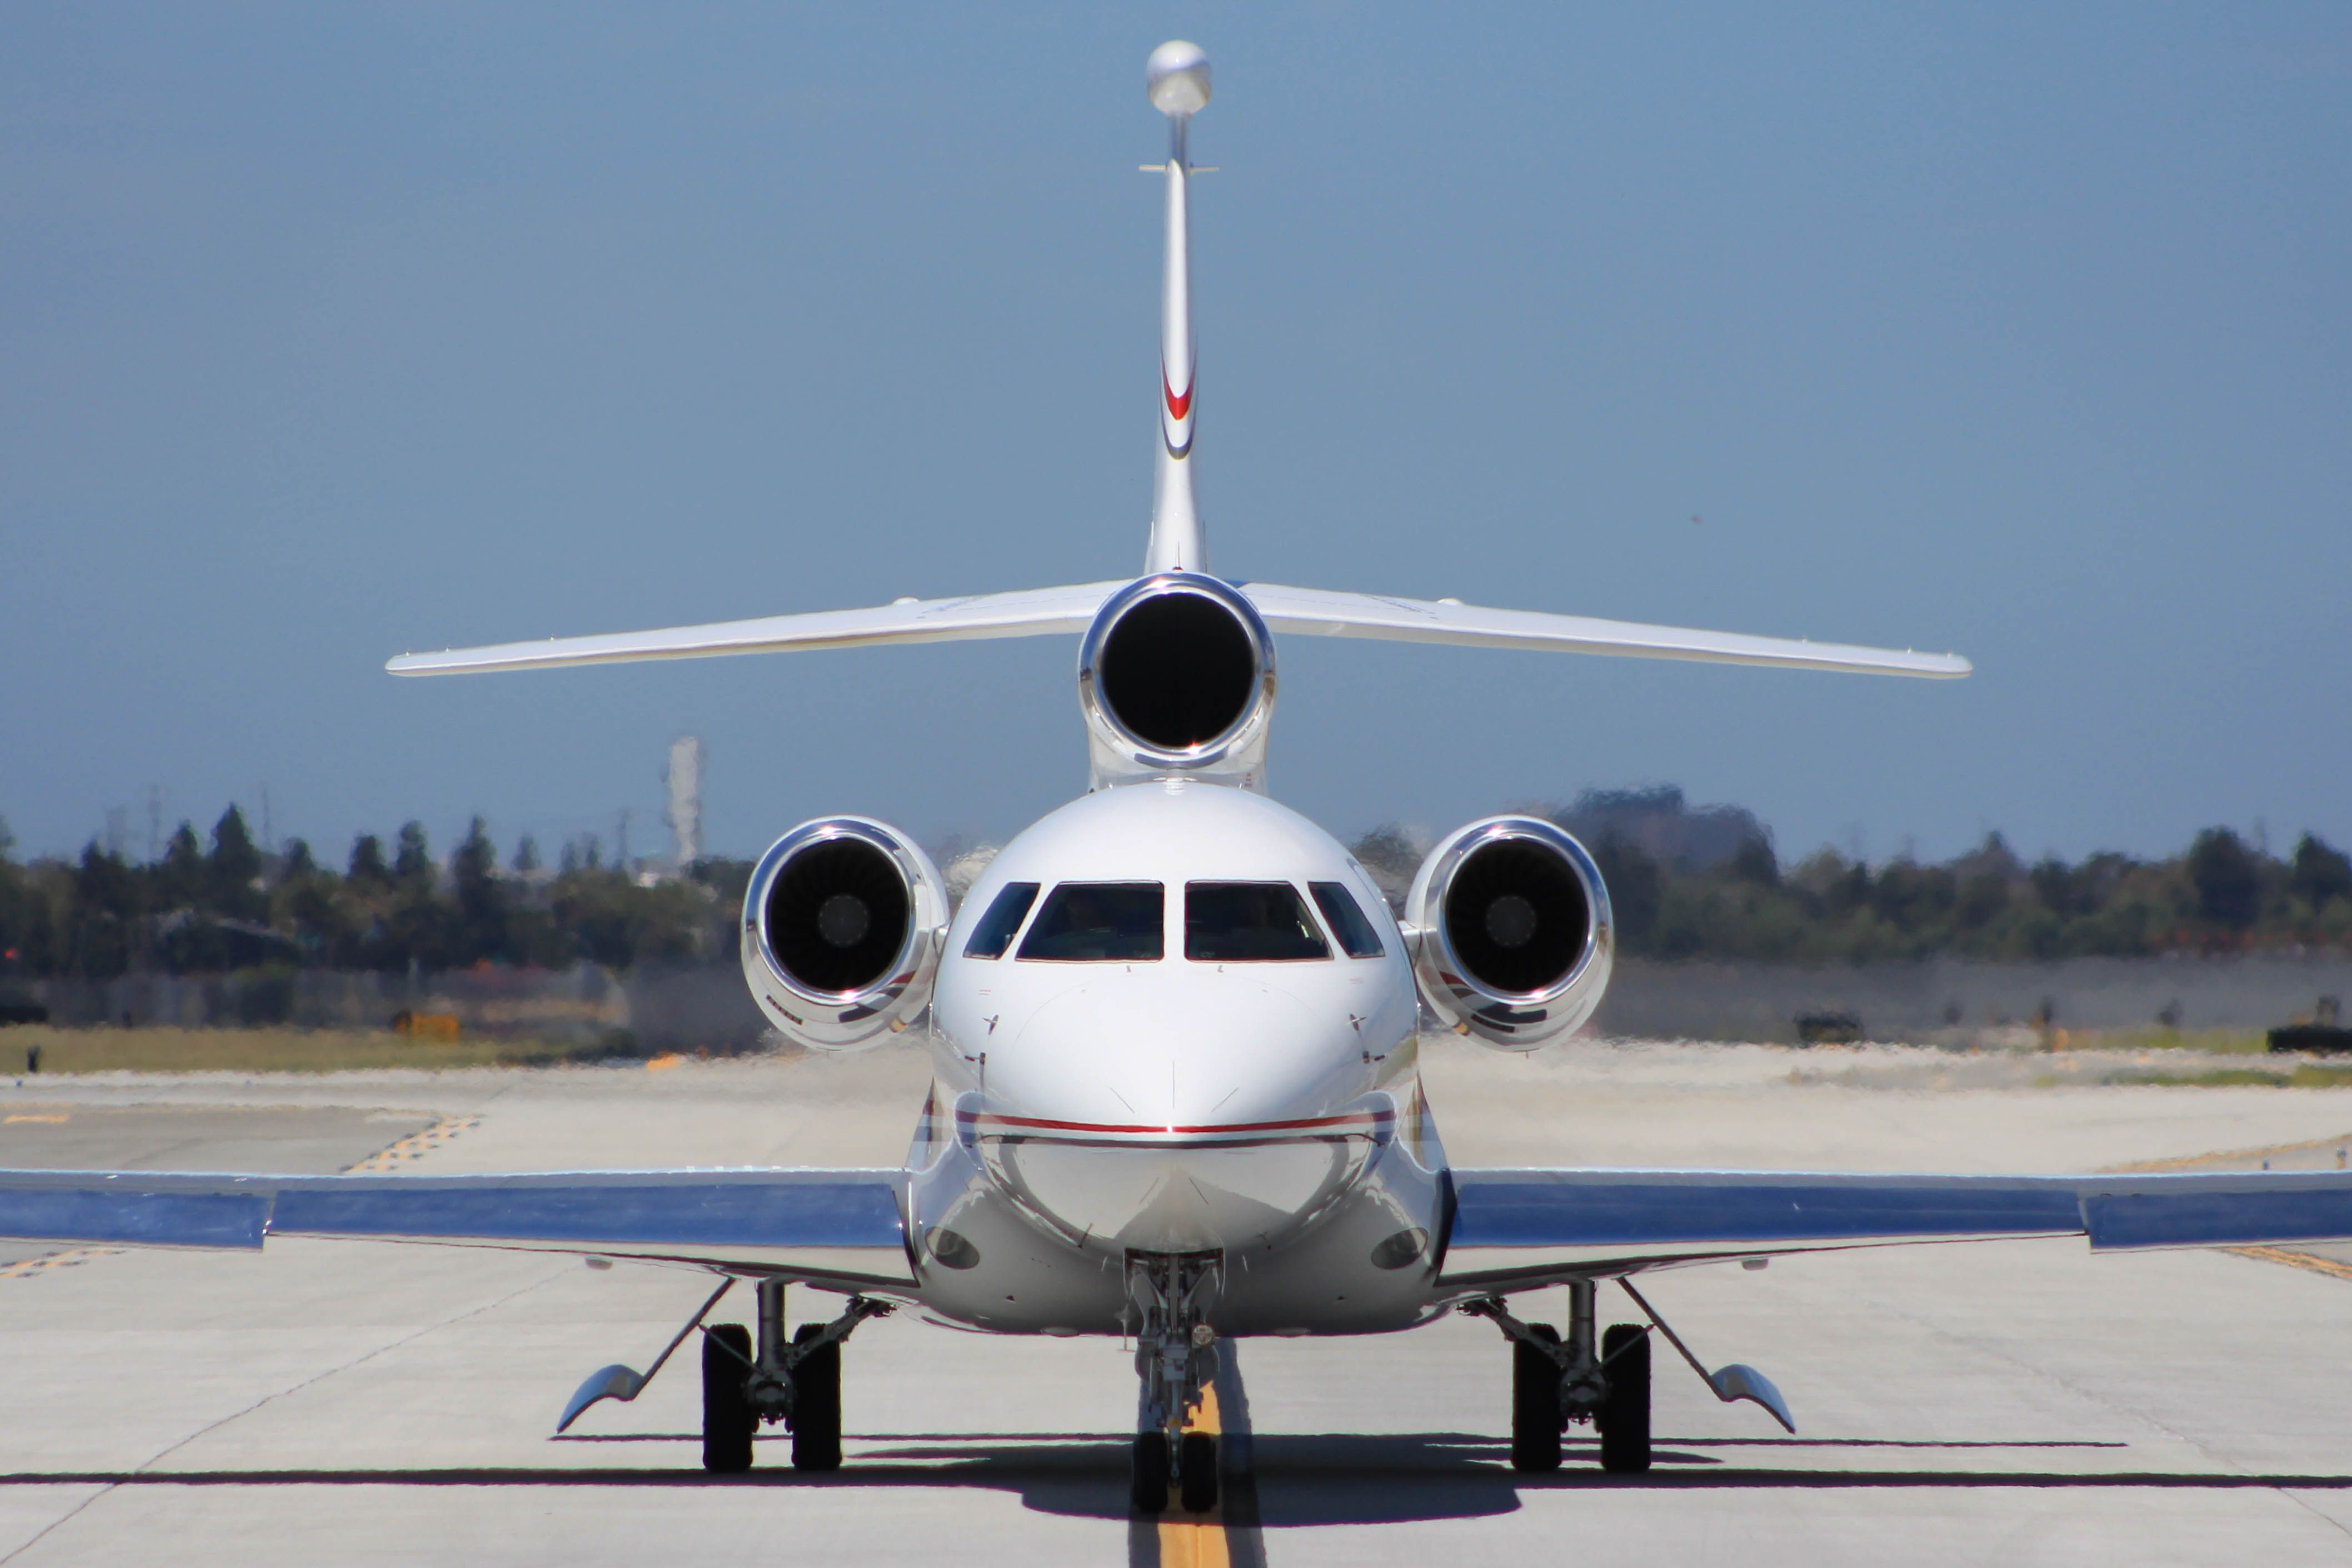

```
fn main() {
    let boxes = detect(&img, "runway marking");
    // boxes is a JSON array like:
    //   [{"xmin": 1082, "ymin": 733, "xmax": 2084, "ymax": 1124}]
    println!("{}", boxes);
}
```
[
  {"xmin": 0, "ymin": 1248, "xmax": 121, "ymax": 1280},
  {"xmin": 342, "ymin": 1115, "xmax": 482, "ymax": 1173},
  {"xmin": 3, "ymin": 1114, "xmax": 67, "ymax": 1124},
  {"xmin": 2105, "ymin": 1131, "xmax": 2352, "ymax": 1173},
  {"xmin": 2227, "ymin": 1245, "xmax": 2352, "ymax": 1284},
  {"xmin": 1157, "ymin": 1384, "xmax": 1227, "ymax": 1568},
  {"xmin": 2100, "ymin": 1138, "xmax": 2352, "ymax": 1285}
]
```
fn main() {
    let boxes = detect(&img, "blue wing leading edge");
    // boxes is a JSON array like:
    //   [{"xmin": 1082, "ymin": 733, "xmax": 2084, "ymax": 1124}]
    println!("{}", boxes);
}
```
[
  {"xmin": 10, "ymin": 1162, "xmax": 2350, "ymax": 1305},
  {"xmin": 0, "ymin": 1168, "xmax": 912, "ymax": 1289},
  {"xmin": 1439, "ymin": 1166, "xmax": 2352, "ymax": 1291}
]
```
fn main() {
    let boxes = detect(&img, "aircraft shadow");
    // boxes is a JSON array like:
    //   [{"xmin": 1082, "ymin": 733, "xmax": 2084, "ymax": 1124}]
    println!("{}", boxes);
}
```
[{"xmin": 0, "ymin": 1432, "xmax": 2332, "ymax": 1534}]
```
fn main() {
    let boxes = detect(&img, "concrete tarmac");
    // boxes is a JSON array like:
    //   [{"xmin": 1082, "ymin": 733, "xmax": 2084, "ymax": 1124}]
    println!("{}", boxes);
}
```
[{"xmin": 2, "ymin": 1040, "xmax": 2352, "ymax": 1565}]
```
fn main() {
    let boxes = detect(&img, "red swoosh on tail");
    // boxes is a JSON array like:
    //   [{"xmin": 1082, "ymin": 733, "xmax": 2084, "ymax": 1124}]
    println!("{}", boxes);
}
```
[{"xmin": 1163, "ymin": 369, "xmax": 1192, "ymax": 422}]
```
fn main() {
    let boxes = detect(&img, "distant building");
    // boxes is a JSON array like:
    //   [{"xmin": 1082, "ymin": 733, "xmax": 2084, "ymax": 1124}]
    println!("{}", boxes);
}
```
[
  {"xmin": 665, "ymin": 736, "xmax": 707, "ymax": 872},
  {"xmin": 1547, "ymin": 786, "xmax": 1770, "ymax": 873}
]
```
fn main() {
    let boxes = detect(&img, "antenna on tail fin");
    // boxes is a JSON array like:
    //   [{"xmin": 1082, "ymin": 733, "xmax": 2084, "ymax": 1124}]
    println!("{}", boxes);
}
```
[{"xmin": 1145, "ymin": 41, "xmax": 1210, "ymax": 575}]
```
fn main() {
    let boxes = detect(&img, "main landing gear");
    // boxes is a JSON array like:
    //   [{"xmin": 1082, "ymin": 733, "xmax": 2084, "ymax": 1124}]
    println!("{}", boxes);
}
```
[
  {"xmin": 1127, "ymin": 1251, "xmax": 1224, "ymax": 1515},
  {"xmin": 1470, "ymin": 1280, "xmax": 1652, "ymax": 1474},
  {"xmin": 701, "ymin": 1280, "xmax": 890, "ymax": 1474}
]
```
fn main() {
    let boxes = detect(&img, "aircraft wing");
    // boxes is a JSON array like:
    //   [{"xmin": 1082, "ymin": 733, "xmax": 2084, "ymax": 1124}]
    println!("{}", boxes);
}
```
[
  {"xmin": 0, "ymin": 1168, "xmax": 915, "ymax": 1292},
  {"xmin": 1437, "ymin": 1167, "xmax": 2352, "ymax": 1293},
  {"xmin": 1239, "ymin": 583, "xmax": 1971, "ymax": 678},
  {"xmin": 385, "ymin": 583, "xmax": 1123, "ymax": 676}
]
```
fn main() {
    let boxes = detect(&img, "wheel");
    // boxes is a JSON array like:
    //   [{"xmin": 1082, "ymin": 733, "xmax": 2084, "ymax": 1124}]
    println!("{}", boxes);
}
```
[
  {"xmin": 1131, "ymin": 1431, "xmax": 1170, "ymax": 1515},
  {"xmin": 1597, "ymin": 1323, "xmax": 1651, "ymax": 1474},
  {"xmin": 789, "ymin": 1322, "xmax": 843, "ymax": 1471},
  {"xmin": 701, "ymin": 1324, "xmax": 756, "ymax": 1474},
  {"xmin": 1179, "ymin": 1431, "xmax": 1219, "ymax": 1512},
  {"xmin": 1510, "ymin": 1323, "xmax": 1562, "ymax": 1472}
]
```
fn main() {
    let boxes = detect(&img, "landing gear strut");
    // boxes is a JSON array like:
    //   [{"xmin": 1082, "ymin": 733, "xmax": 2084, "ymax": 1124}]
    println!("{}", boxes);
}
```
[
  {"xmin": 1470, "ymin": 1280, "xmax": 1652, "ymax": 1474},
  {"xmin": 700, "ymin": 1279, "xmax": 890, "ymax": 1475},
  {"xmin": 1126, "ymin": 1251, "xmax": 1223, "ymax": 1515}
]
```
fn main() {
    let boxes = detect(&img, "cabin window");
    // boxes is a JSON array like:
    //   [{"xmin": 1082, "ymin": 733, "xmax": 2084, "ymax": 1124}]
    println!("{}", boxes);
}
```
[
  {"xmin": 962, "ymin": 882, "xmax": 1041, "ymax": 959},
  {"xmin": 1185, "ymin": 882, "xmax": 1332, "ymax": 962},
  {"xmin": 1017, "ymin": 882, "xmax": 1165, "ymax": 962},
  {"xmin": 1310, "ymin": 881, "xmax": 1386, "ymax": 959}
]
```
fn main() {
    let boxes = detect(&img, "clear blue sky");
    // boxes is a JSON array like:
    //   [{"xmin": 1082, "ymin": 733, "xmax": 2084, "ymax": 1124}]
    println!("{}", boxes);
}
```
[{"xmin": 3, "ymin": 5, "xmax": 2347, "ymax": 870}]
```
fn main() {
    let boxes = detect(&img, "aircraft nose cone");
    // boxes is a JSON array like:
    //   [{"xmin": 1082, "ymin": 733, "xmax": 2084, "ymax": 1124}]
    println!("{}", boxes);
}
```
[
  {"xmin": 1008, "ymin": 980, "xmax": 1340, "ymax": 1129},
  {"xmin": 980, "ymin": 978, "xmax": 1373, "ymax": 1254}
]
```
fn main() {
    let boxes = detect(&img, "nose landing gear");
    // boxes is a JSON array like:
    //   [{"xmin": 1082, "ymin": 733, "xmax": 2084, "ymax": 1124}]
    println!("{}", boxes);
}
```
[
  {"xmin": 700, "ymin": 1279, "xmax": 890, "ymax": 1474},
  {"xmin": 1126, "ymin": 1251, "xmax": 1224, "ymax": 1515}
]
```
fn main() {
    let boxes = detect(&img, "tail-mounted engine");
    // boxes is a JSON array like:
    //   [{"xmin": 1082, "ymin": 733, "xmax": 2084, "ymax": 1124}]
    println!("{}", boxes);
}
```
[
  {"xmin": 1078, "ymin": 573, "xmax": 1276, "ymax": 791},
  {"xmin": 742, "ymin": 817, "xmax": 947, "ymax": 1051},
  {"xmin": 1405, "ymin": 816, "xmax": 1614, "ymax": 1051}
]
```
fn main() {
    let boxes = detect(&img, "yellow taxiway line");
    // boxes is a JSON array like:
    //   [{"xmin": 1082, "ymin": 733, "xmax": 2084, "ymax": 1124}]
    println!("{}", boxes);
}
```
[
  {"xmin": 2228, "ymin": 1244, "xmax": 2352, "ymax": 1284},
  {"xmin": 1156, "ymin": 1384, "xmax": 1230, "ymax": 1568},
  {"xmin": 341, "ymin": 1115, "xmax": 481, "ymax": 1173},
  {"xmin": 2106, "ymin": 1131, "xmax": 2352, "ymax": 1174}
]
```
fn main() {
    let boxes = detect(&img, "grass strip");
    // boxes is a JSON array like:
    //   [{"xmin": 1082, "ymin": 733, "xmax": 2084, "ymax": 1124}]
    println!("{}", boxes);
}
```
[{"xmin": 0, "ymin": 1025, "xmax": 633, "ymax": 1076}]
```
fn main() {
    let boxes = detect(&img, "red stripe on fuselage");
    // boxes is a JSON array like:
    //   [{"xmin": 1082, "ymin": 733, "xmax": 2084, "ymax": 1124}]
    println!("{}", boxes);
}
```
[
  {"xmin": 1163, "ymin": 370, "xmax": 1192, "ymax": 422},
  {"xmin": 960, "ymin": 1108, "xmax": 1389, "ymax": 1137}
]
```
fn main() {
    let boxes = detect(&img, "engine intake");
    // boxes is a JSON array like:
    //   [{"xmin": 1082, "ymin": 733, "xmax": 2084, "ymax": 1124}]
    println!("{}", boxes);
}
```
[
  {"xmin": 1078, "ymin": 573, "xmax": 1276, "ymax": 789},
  {"xmin": 743, "ymin": 817, "xmax": 946, "ymax": 1051},
  {"xmin": 1405, "ymin": 816, "xmax": 1613, "ymax": 1051}
]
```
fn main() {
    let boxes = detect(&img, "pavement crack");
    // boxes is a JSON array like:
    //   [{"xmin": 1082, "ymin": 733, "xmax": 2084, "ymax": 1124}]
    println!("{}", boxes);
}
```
[
  {"xmin": 0, "ymin": 1261, "xmax": 569, "ymax": 1565},
  {"xmin": 1844, "ymin": 1281, "xmax": 2352, "ymax": 1538}
]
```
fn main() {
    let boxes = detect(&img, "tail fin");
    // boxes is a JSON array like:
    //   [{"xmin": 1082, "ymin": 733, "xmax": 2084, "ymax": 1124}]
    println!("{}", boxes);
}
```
[{"xmin": 1144, "ymin": 41, "xmax": 1209, "ymax": 575}]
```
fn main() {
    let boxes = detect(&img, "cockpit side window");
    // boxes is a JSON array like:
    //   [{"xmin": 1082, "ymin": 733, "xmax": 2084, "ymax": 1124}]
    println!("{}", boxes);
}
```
[
  {"xmin": 1309, "ymin": 881, "xmax": 1386, "ymax": 959},
  {"xmin": 962, "ymin": 882, "xmax": 1041, "ymax": 959},
  {"xmin": 1185, "ymin": 882, "xmax": 1332, "ymax": 962},
  {"xmin": 1016, "ymin": 882, "xmax": 1165, "ymax": 962}
]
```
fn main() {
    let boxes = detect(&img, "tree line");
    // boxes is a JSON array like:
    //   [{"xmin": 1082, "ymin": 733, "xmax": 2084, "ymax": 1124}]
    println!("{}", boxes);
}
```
[
  {"xmin": 1351, "ymin": 792, "xmax": 2352, "ymax": 965},
  {"xmin": 0, "ymin": 808, "xmax": 752, "ymax": 981},
  {"xmin": 7, "ymin": 793, "xmax": 2352, "ymax": 981}
]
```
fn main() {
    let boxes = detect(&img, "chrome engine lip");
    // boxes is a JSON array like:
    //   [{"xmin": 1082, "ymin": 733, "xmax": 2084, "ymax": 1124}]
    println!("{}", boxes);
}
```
[
  {"xmin": 1405, "ymin": 815, "xmax": 1615, "ymax": 1043},
  {"xmin": 1076, "ymin": 572, "xmax": 1277, "ymax": 776},
  {"xmin": 742, "ymin": 815, "xmax": 946, "ymax": 1050}
]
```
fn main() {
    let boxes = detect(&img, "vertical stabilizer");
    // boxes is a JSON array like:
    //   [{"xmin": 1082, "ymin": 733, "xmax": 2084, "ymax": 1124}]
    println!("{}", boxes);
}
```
[{"xmin": 1145, "ymin": 41, "xmax": 1210, "ymax": 575}]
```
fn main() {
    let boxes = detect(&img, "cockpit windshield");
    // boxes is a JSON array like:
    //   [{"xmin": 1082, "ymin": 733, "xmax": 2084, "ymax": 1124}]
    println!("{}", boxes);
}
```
[
  {"xmin": 1185, "ymin": 882, "xmax": 1332, "ymax": 962},
  {"xmin": 1309, "ymin": 881, "xmax": 1387, "ymax": 958},
  {"xmin": 962, "ymin": 882, "xmax": 1040, "ymax": 959},
  {"xmin": 1017, "ymin": 882, "xmax": 1165, "ymax": 962}
]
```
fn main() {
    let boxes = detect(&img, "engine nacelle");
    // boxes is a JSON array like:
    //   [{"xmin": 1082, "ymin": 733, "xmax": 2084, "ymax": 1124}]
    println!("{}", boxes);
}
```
[
  {"xmin": 1404, "ymin": 816, "xmax": 1614, "ymax": 1051},
  {"xmin": 742, "ymin": 816, "xmax": 947, "ymax": 1051},
  {"xmin": 1077, "ymin": 572, "xmax": 1276, "ymax": 791}
]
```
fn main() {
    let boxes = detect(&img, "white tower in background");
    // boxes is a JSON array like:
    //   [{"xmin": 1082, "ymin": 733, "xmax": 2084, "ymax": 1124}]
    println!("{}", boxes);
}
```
[{"xmin": 664, "ymin": 735, "xmax": 706, "ymax": 872}]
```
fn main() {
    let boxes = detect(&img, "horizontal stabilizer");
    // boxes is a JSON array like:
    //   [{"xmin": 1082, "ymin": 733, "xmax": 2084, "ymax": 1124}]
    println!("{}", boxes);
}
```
[
  {"xmin": 387, "ymin": 576, "xmax": 1967, "ymax": 681},
  {"xmin": 1240, "ymin": 583, "xmax": 1971, "ymax": 678},
  {"xmin": 387, "ymin": 583, "xmax": 1121, "ymax": 676}
]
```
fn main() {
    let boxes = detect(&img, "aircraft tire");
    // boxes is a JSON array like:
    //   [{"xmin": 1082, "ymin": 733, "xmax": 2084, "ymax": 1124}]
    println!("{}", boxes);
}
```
[
  {"xmin": 701, "ymin": 1324, "xmax": 756, "ymax": 1474},
  {"xmin": 1131, "ymin": 1432, "xmax": 1171, "ymax": 1515},
  {"xmin": 1511, "ymin": 1323, "xmax": 1564, "ymax": 1472},
  {"xmin": 788, "ymin": 1322, "xmax": 843, "ymax": 1471},
  {"xmin": 1597, "ymin": 1324, "xmax": 1651, "ymax": 1474},
  {"xmin": 1179, "ymin": 1431, "xmax": 1219, "ymax": 1512}
]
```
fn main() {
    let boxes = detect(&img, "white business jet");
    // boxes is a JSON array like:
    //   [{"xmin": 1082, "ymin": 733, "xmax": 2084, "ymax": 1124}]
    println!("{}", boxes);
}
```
[{"xmin": 8, "ymin": 41, "xmax": 2352, "ymax": 1515}]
